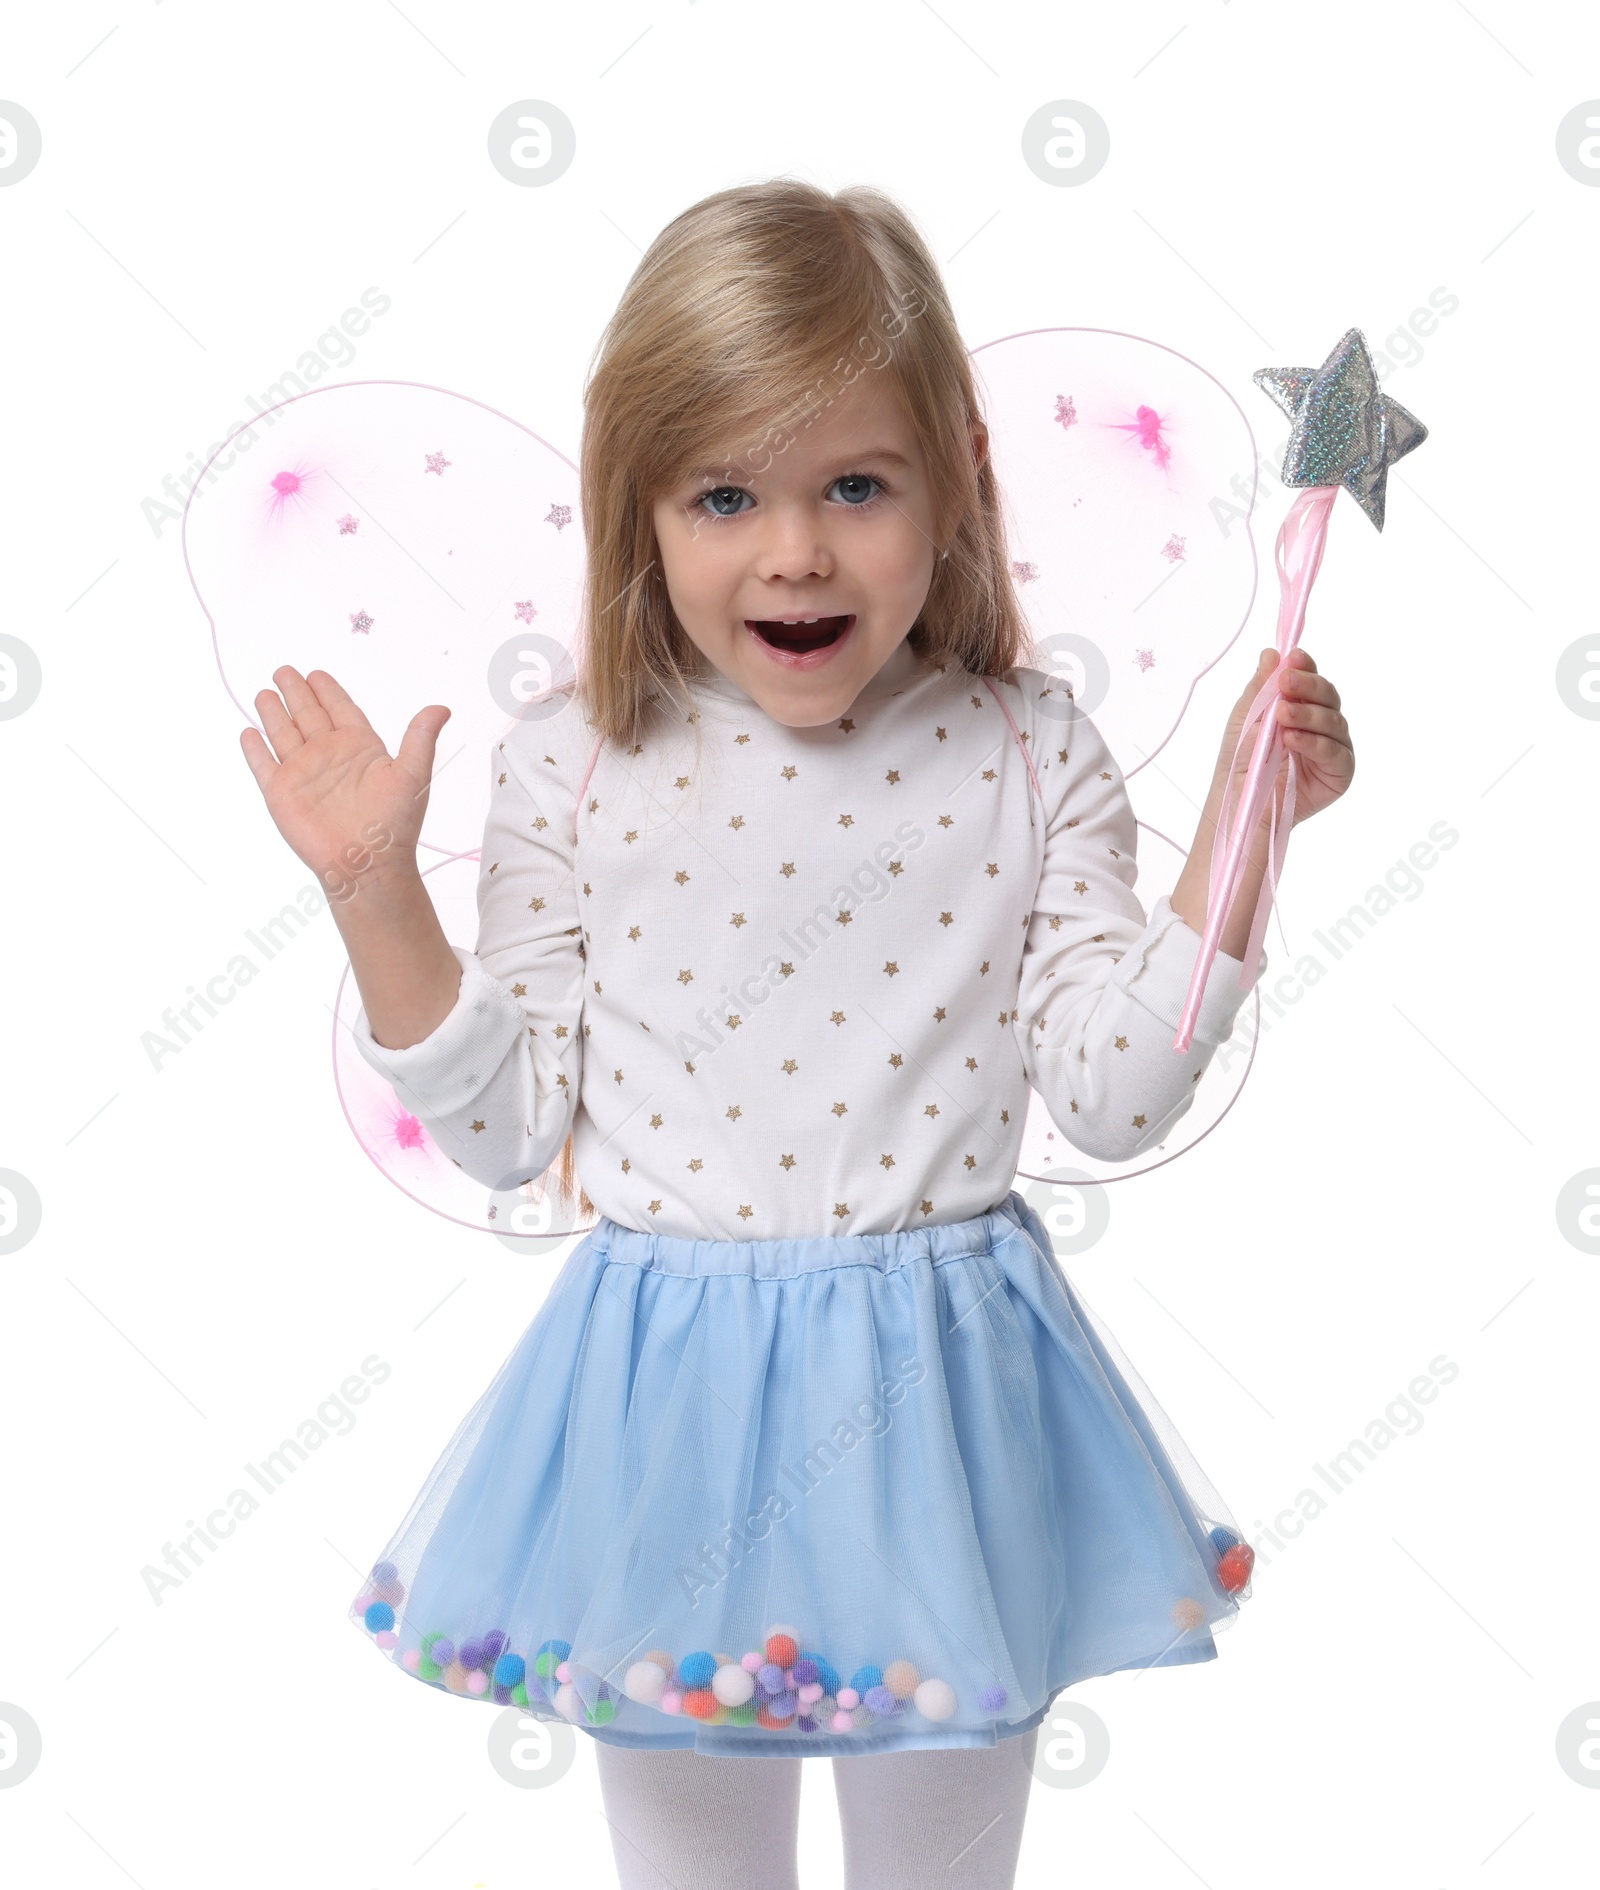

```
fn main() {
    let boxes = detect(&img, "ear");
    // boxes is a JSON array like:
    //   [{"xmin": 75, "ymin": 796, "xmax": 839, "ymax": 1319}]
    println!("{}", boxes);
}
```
[{"xmin": 970, "ymin": 418, "xmax": 990, "ymax": 471}]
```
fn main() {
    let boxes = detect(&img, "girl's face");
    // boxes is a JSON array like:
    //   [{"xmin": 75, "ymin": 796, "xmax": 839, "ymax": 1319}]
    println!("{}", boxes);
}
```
[{"xmin": 651, "ymin": 373, "xmax": 984, "ymax": 729}]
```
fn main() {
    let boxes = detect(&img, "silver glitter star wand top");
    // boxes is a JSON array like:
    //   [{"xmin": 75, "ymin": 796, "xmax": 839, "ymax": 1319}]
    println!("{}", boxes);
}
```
[
  {"xmin": 1254, "ymin": 326, "xmax": 1429, "ymax": 531},
  {"xmin": 1172, "ymin": 327, "xmax": 1428, "ymax": 1051}
]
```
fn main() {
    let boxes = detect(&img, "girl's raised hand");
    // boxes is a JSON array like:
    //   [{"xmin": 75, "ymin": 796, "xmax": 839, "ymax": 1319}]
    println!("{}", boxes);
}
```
[
  {"xmin": 1216, "ymin": 646, "xmax": 1355, "ymax": 828},
  {"xmin": 240, "ymin": 666, "xmax": 451, "ymax": 892}
]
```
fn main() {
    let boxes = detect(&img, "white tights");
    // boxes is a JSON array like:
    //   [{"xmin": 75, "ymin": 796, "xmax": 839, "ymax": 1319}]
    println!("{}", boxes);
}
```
[{"xmin": 595, "ymin": 1728, "xmax": 1039, "ymax": 1890}]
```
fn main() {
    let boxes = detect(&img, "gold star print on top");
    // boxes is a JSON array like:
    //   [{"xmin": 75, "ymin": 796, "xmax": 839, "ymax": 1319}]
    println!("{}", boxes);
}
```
[{"xmin": 350, "ymin": 638, "xmax": 1265, "ymax": 1240}]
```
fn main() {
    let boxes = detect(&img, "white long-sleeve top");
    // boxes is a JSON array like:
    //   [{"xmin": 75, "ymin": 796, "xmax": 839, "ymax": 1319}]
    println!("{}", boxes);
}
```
[{"xmin": 351, "ymin": 637, "xmax": 1264, "ymax": 1240}]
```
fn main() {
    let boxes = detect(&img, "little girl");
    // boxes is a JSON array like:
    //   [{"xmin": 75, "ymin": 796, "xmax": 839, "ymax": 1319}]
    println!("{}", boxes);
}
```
[{"xmin": 242, "ymin": 179, "xmax": 1351, "ymax": 1890}]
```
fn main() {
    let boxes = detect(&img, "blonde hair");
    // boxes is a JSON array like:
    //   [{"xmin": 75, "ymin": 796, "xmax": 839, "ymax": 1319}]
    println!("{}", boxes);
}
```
[
  {"xmin": 574, "ymin": 177, "xmax": 1033, "ymax": 741},
  {"xmin": 547, "ymin": 176, "xmax": 1033, "ymax": 1224}
]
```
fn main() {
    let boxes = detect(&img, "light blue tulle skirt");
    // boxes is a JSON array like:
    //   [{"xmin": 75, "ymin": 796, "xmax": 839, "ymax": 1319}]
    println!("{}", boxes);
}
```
[{"xmin": 348, "ymin": 1189, "xmax": 1254, "ymax": 1755}]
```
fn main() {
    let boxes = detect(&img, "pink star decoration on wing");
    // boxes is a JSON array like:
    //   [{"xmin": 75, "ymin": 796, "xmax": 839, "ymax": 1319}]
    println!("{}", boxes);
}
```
[
  {"xmin": 350, "ymin": 611, "xmax": 374, "ymax": 634},
  {"xmin": 1161, "ymin": 533, "xmax": 1186, "ymax": 562},
  {"xmin": 337, "ymin": 514, "xmax": 360, "ymax": 535},
  {"xmin": 424, "ymin": 452, "xmax": 451, "ymax": 476},
  {"xmin": 266, "ymin": 468, "xmax": 312, "ymax": 521},
  {"xmin": 1054, "ymin": 394, "xmax": 1078, "ymax": 430},
  {"xmin": 545, "ymin": 503, "xmax": 572, "ymax": 531},
  {"xmin": 514, "ymin": 600, "xmax": 538, "ymax": 623},
  {"xmin": 1133, "ymin": 648, "xmax": 1156, "ymax": 673},
  {"xmin": 1112, "ymin": 405, "xmax": 1172, "ymax": 471},
  {"xmin": 1011, "ymin": 561, "xmax": 1039, "ymax": 585}
]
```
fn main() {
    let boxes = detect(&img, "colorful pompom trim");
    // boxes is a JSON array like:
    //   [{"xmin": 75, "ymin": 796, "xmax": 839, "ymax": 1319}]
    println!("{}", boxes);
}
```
[
  {"xmin": 353, "ymin": 1561, "xmax": 1248, "ymax": 1737},
  {"xmin": 353, "ymin": 1580, "xmax": 979, "ymax": 1736}
]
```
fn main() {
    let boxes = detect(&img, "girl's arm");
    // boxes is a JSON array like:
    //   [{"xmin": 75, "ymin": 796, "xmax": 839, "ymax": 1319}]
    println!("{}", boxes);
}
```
[
  {"xmin": 346, "ymin": 700, "xmax": 588, "ymax": 1191},
  {"xmin": 1011, "ymin": 647, "xmax": 1351, "ymax": 1165},
  {"xmin": 241, "ymin": 666, "xmax": 585, "ymax": 1193},
  {"xmin": 1012, "ymin": 691, "xmax": 1262, "ymax": 1165},
  {"xmin": 332, "ymin": 862, "xmax": 464, "ymax": 1051}
]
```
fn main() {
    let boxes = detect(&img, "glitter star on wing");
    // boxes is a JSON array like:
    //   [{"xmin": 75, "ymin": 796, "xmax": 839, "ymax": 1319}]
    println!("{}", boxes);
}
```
[{"xmin": 1254, "ymin": 327, "xmax": 1428, "ymax": 531}]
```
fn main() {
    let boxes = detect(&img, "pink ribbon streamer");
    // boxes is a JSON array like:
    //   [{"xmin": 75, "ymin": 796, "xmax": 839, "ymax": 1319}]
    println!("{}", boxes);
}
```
[{"xmin": 1172, "ymin": 484, "xmax": 1340, "ymax": 1052}]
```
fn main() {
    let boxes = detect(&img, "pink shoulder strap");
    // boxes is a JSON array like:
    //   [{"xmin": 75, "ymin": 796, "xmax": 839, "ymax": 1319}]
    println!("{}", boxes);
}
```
[{"xmin": 981, "ymin": 676, "xmax": 1045, "ymax": 825}]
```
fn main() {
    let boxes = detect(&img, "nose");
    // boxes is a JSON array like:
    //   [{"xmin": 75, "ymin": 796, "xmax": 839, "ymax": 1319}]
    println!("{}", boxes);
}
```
[{"xmin": 750, "ymin": 500, "xmax": 835, "ymax": 585}]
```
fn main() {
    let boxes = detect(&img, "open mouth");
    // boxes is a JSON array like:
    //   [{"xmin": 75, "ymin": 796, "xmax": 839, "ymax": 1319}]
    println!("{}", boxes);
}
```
[{"xmin": 745, "ymin": 614, "xmax": 855, "ymax": 655}]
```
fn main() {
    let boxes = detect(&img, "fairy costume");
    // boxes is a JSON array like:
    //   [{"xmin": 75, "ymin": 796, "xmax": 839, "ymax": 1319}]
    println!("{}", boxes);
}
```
[
  {"xmin": 343, "ymin": 640, "xmax": 1263, "ymax": 1753},
  {"xmin": 179, "ymin": 327, "xmax": 1276, "ymax": 1755}
]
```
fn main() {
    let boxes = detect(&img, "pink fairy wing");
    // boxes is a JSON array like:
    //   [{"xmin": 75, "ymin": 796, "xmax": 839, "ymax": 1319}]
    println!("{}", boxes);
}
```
[
  {"xmin": 970, "ymin": 326, "xmax": 1261, "ymax": 775},
  {"xmin": 183, "ymin": 379, "xmax": 586, "ymax": 859},
  {"xmin": 185, "ymin": 381, "xmax": 591, "ymax": 1237}
]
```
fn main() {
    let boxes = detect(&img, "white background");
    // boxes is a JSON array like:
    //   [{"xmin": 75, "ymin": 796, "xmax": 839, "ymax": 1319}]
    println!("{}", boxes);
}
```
[{"xmin": 2, "ymin": 3, "xmax": 1595, "ymax": 1886}]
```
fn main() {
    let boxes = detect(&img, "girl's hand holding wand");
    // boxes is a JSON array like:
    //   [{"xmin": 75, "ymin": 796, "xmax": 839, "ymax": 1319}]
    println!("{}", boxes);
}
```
[
  {"xmin": 1169, "ymin": 644, "xmax": 1355, "ymax": 962},
  {"xmin": 239, "ymin": 665, "xmax": 463, "ymax": 1052}
]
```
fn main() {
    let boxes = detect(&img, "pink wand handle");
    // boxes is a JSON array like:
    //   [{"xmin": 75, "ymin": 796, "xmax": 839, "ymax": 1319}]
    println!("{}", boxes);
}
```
[{"xmin": 1171, "ymin": 485, "xmax": 1339, "ymax": 1051}]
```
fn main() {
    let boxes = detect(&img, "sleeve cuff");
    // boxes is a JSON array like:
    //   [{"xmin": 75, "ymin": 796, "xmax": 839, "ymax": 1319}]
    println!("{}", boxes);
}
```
[
  {"xmin": 350, "ymin": 944, "xmax": 526, "ymax": 1115},
  {"xmin": 1109, "ymin": 894, "xmax": 1265, "ymax": 1044}
]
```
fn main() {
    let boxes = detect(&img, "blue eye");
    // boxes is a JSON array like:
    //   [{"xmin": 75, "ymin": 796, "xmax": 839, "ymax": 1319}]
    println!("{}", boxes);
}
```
[
  {"xmin": 691, "ymin": 472, "xmax": 887, "ymax": 525},
  {"xmin": 830, "ymin": 473, "xmax": 882, "ymax": 507}
]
